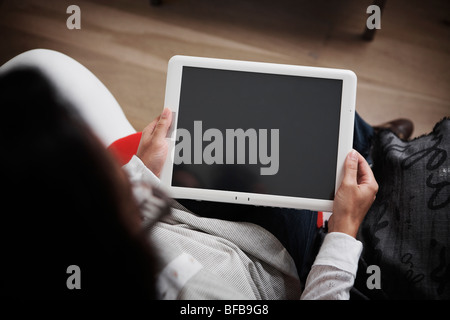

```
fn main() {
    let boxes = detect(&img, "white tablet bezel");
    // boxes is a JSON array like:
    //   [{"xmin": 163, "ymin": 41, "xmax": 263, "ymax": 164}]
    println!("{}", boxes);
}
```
[{"xmin": 160, "ymin": 55, "xmax": 356, "ymax": 212}]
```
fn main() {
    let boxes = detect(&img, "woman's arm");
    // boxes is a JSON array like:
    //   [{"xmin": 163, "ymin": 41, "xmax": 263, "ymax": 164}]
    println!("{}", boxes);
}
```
[{"xmin": 301, "ymin": 150, "xmax": 378, "ymax": 300}]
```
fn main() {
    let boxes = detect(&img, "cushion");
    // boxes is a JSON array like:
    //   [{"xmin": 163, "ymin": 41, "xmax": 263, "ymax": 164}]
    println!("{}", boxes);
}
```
[
  {"xmin": 352, "ymin": 118, "xmax": 450, "ymax": 299},
  {"xmin": 107, "ymin": 132, "xmax": 142, "ymax": 166}
]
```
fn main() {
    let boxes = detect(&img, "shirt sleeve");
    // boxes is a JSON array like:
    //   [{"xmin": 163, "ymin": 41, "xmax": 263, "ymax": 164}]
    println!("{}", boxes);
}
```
[
  {"xmin": 300, "ymin": 232, "xmax": 362, "ymax": 300},
  {"xmin": 122, "ymin": 155, "xmax": 161, "ymax": 186},
  {"xmin": 122, "ymin": 155, "xmax": 166, "ymax": 208}
]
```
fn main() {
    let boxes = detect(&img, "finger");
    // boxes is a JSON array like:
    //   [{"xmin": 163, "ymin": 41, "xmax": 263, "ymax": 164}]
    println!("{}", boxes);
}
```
[
  {"xmin": 355, "ymin": 153, "xmax": 378, "ymax": 198},
  {"xmin": 151, "ymin": 108, "xmax": 173, "ymax": 141},
  {"xmin": 356, "ymin": 153, "xmax": 376, "ymax": 186},
  {"xmin": 342, "ymin": 149, "xmax": 359, "ymax": 186},
  {"xmin": 146, "ymin": 116, "xmax": 160, "ymax": 135}
]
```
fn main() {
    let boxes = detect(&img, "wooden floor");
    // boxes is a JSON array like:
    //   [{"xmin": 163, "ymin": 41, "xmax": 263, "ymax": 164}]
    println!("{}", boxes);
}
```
[{"xmin": 0, "ymin": 0, "xmax": 449, "ymax": 137}]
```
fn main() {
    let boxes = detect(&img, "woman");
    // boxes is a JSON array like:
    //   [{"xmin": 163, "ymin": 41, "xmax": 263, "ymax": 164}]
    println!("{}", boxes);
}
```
[
  {"xmin": 0, "ymin": 67, "xmax": 158, "ymax": 299},
  {"xmin": 0, "ymin": 50, "xmax": 380, "ymax": 299}
]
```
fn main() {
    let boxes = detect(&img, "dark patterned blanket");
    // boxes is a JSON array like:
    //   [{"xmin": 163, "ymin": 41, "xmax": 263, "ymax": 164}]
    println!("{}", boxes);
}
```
[{"xmin": 352, "ymin": 118, "xmax": 450, "ymax": 299}]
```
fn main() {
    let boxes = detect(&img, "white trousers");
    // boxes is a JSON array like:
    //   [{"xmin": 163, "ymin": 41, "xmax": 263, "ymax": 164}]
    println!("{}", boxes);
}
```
[{"xmin": 0, "ymin": 49, "xmax": 136, "ymax": 147}]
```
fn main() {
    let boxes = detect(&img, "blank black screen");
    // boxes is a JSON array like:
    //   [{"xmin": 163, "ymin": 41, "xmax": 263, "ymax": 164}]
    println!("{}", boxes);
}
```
[{"xmin": 172, "ymin": 66, "xmax": 342, "ymax": 200}]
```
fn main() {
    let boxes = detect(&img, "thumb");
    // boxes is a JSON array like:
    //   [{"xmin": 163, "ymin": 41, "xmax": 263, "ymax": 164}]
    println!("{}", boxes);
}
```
[
  {"xmin": 152, "ymin": 108, "xmax": 172, "ymax": 140},
  {"xmin": 343, "ymin": 149, "xmax": 359, "ymax": 186}
]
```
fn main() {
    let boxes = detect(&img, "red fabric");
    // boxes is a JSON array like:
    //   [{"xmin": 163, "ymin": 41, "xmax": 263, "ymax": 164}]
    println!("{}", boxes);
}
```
[
  {"xmin": 107, "ymin": 132, "xmax": 142, "ymax": 166},
  {"xmin": 317, "ymin": 211, "xmax": 323, "ymax": 228}
]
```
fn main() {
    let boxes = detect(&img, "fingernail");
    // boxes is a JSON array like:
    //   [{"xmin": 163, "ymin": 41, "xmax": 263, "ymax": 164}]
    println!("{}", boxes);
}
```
[
  {"xmin": 350, "ymin": 150, "xmax": 358, "ymax": 161},
  {"xmin": 161, "ymin": 108, "xmax": 170, "ymax": 119}
]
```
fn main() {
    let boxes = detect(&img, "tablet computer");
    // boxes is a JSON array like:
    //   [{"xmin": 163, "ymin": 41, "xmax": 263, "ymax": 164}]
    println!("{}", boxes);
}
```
[{"xmin": 160, "ymin": 55, "xmax": 356, "ymax": 212}]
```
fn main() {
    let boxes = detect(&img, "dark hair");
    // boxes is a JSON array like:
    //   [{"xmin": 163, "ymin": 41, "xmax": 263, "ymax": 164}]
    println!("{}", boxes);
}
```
[{"xmin": 0, "ymin": 68, "xmax": 157, "ymax": 299}]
